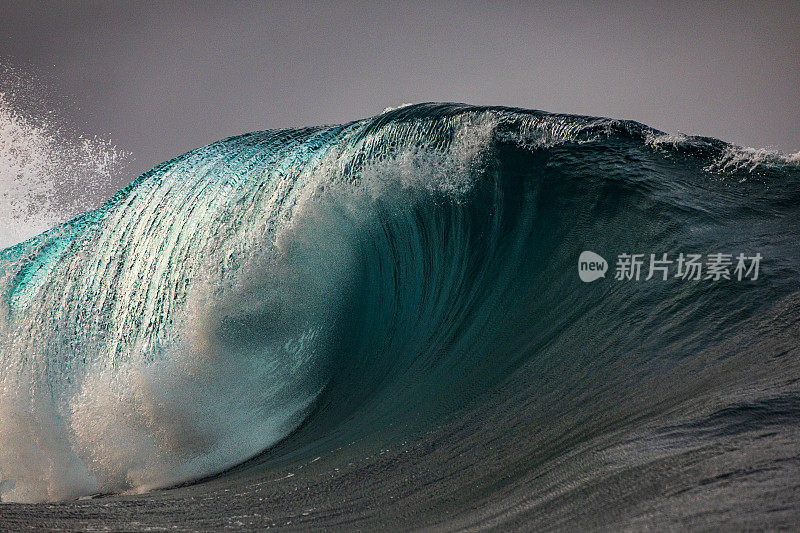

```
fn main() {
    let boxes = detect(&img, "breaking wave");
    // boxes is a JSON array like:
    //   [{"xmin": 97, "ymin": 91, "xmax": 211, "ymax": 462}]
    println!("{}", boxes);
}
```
[{"xmin": 1, "ymin": 103, "xmax": 799, "ymax": 529}]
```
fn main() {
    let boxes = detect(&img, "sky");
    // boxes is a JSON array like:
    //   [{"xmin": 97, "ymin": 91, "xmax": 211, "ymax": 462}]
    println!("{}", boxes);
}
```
[{"xmin": 1, "ymin": 0, "xmax": 799, "ymax": 188}]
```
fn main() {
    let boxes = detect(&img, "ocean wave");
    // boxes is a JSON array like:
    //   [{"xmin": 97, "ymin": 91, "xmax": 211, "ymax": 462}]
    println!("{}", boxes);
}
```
[{"xmin": 1, "ymin": 103, "xmax": 798, "ymax": 529}]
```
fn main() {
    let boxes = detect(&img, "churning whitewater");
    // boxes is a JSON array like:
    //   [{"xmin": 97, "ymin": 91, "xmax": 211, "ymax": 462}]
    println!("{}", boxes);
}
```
[{"xmin": 1, "ymin": 104, "xmax": 799, "ymax": 529}]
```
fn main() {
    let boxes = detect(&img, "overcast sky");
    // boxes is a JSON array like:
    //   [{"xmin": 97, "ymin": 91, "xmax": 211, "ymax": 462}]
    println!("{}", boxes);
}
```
[{"xmin": 2, "ymin": 0, "xmax": 799, "ymax": 178}]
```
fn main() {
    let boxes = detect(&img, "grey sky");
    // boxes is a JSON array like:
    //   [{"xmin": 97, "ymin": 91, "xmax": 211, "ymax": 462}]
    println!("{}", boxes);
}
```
[{"xmin": 1, "ymin": 0, "xmax": 799, "ymax": 180}]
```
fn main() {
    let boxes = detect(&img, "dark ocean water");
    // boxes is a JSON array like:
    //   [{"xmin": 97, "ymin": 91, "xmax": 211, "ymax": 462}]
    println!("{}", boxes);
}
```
[{"xmin": 1, "ymin": 103, "xmax": 799, "ymax": 530}]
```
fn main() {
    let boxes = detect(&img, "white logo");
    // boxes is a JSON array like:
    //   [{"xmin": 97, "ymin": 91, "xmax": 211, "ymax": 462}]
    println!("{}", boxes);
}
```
[
  {"xmin": 579, "ymin": 251, "xmax": 761, "ymax": 283},
  {"xmin": 578, "ymin": 251, "xmax": 608, "ymax": 282}
]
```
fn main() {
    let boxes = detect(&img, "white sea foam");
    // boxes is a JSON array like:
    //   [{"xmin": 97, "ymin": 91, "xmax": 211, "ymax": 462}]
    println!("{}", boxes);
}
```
[
  {"xmin": 646, "ymin": 131, "xmax": 800, "ymax": 174},
  {"xmin": 707, "ymin": 145, "xmax": 800, "ymax": 173},
  {"xmin": 0, "ymin": 87, "xmax": 129, "ymax": 250}
]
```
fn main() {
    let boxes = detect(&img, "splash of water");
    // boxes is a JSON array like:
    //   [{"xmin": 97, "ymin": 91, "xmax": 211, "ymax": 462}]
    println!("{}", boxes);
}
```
[{"xmin": 0, "ymin": 77, "xmax": 129, "ymax": 249}]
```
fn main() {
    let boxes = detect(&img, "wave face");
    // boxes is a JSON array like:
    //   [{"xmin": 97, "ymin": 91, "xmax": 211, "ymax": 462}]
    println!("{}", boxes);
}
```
[{"xmin": 1, "ymin": 104, "xmax": 799, "ymax": 528}]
